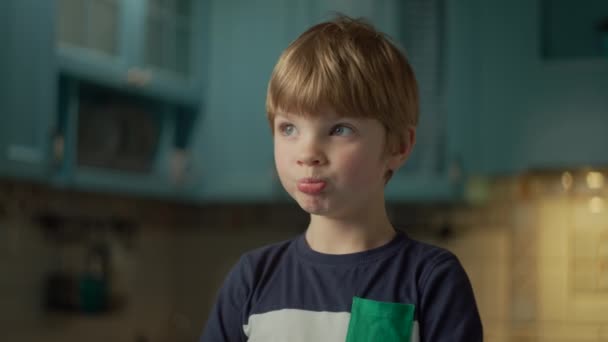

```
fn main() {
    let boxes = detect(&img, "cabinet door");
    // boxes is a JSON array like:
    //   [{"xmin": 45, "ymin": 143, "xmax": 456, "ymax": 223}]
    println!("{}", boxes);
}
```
[
  {"xmin": 57, "ymin": 0, "xmax": 122, "ymax": 58},
  {"xmin": 54, "ymin": 77, "xmax": 187, "ymax": 199},
  {"xmin": 386, "ymin": 0, "xmax": 458, "ymax": 201},
  {"xmin": 0, "ymin": 0, "xmax": 56, "ymax": 181},
  {"xmin": 56, "ymin": 0, "xmax": 203, "ymax": 106},
  {"xmin": 464, "ymin": 0, "xmax": 608, "ymax": 175},
  {"xmin": 56, "ymin": 0, "xmax": 130, "ymax": 89},
  {"xmin": 142, "ymin": 0, "xmax": 195, "ymax": 78},
  {"xmin": 137, "ymin": 0, "xmax": 204, "ymax": 104},
  {"xmin": 192, "ymin": 0, "xmax": 292, "ymax": 201}
]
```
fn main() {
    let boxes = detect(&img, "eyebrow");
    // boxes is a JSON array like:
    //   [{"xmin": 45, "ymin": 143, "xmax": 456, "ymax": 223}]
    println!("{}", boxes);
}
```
[
  {"xmin": 275, "ymin": 114, "xmax": 366, "ymax": 126},
  {"xmin": 273, "ymin": 115, "xmax": 293, "ymax": 123}
]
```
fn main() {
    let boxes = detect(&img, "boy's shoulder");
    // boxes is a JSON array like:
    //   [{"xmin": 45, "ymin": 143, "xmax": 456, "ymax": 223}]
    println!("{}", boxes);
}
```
[
  {"xmin": 234, "ymin": 235, "xmax": 300, "ymax": 274},
  {"xmin": 398, "ymin": 235, "xmax": 472, "ymax": 292},
  {"xmin": 402, "ymin": 234, "xmax": 460, "ymax": 264},
  {"xmin": 245, "ymin": 234, "xmax": 299, "ymax": 259}
]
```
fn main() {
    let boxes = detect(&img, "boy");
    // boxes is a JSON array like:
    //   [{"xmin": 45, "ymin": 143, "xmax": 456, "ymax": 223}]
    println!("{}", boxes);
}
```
[{"xmin": 201, "ymin": 16, "xmax": 482, "ymax": 341}]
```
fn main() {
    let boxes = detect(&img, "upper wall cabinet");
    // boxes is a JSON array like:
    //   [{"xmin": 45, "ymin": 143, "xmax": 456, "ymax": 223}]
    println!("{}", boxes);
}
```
[
  {"xmin": 56, "ymin": 0, "xmax": 206, "ymax": 105},
  {"xmin": 190, "ymin": 0, "xmax": 291, "ymax": 202},
  {"xmin": 57, "ymin": 0, "xmax": 122, "ymax": 60},
  {"xmin": 0, "ymin": 0, "xmax": 56, "ymax": 182},
  {"xmin": 51, "ymin": 76, "xmax": 200, "ymax": 200},
  {"xmin": 387, "ymin": 0, "xmax": 462, "ymax": 202},
  {"xmin": 0, "ymin": 0, "xmax": 203, "ymax": 200},
  {"xmin": 541, "ymin": 0, "xmax": 608, "ymax": 60},
  {"xmin": 143, "ymin": 0, "xmax": 196, "ymax": 79},
  {"xmin": 463, "ymin": 0, "xmax": 608, "ymax": 175}
]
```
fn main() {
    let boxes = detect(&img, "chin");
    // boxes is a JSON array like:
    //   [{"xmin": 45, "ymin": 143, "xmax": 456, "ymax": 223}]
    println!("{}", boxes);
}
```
[
  {"xmin": 299, "ymin": 204, "xmax": 329, "ymax": 216},
  {"xmin": 292, "ymin": 192, "xmax": 331, "ymax": 215}
]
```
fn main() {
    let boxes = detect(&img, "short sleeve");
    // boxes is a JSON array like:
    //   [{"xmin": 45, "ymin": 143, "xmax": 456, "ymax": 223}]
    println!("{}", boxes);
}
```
[
  {"xmin": 418, "ymin": 252, "xmax": 483, "ymax": 342},
  {"xmin": 200, "ymin": 255, "xmax": 252, "ymax": 342}
]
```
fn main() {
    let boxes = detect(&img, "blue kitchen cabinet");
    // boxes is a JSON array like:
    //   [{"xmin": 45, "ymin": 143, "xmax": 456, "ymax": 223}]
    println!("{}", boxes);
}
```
[
  {"xmin": 56, "ymin": 0, "xmax": 206, "ymax": 106},
  {"xmin": 49, "ymin": 0, "xmax": 207, "ymax": 200},
  {"xmin": 0, "ymin": 0, "xmax": 203, "ymax": 200},
  {"xmin": 190, "ymin": 0, "xmax": 291, "ymax": 202},
  {"xmin": 311, "ymin": 0, "xmax": 399, "ymax": 33},
  {"xmin": 542, "ymin": 0, "xmax": 608, "ymax": 60},
  {"xmin": 0, "ymin": 0, "xmax": 56, "ymax": 182},
  {"xmin": 381, "ymin": 0, "xmax": 473, "ymax": 202},
  {"xmin": 464, "ymin": 0, "xmax": 608, "ymax": 175},
  {"xmin": 51, "ymin": 76, "xmax": 201, "ymax": 201}
]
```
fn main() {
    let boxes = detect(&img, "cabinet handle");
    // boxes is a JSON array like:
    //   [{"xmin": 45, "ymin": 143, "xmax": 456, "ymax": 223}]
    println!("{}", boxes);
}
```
[
  {"xmin": 7, "ymin": 145, "xmax": 43, "ymax": 164},
  {"xmin": 449, "ymin": 158, "xmax": 463, "ymax": 183},
  {"xmin": 53, "ymin": 134, "xmax": 64, "ymax": 163},
  {"xmin": 126, "ymin": 68, "xmax": 152, "ymax": 87},
  {"xmin": 169, "ymin": 148, "xmax": 190, "ymax": 185}
]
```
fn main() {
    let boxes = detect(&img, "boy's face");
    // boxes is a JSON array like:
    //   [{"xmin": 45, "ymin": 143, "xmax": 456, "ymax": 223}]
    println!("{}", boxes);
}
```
[{"xmin": 273, "ymin": 108, "xmax": 406, "ymax": 218}]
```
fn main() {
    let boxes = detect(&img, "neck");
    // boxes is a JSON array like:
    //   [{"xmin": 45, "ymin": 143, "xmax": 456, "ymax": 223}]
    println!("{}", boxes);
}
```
[{"xmin": 305, "ymin": 200, "xmax": 396, "ymax": 254}]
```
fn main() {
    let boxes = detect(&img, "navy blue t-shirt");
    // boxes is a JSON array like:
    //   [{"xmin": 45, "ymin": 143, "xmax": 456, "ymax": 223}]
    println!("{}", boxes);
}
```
[{"xmin": 200, "ymin": 230, "xmax": 483, "ymax": 341}]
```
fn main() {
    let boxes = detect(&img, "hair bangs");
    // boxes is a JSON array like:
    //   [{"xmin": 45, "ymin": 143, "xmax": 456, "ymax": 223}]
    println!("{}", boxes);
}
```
[{"xmin": 266, "ymin": 15, "xmax": 419, "ymax": 143}]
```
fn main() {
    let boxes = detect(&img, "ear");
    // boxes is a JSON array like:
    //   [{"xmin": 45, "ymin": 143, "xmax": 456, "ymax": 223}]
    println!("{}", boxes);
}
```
[{"xmin": 387, "ymin": 126, "xmax": 416, "ymax": 171}]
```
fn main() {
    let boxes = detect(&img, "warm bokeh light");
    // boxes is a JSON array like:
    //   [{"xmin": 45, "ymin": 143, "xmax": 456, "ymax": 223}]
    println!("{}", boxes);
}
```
[
  {"xmin": 589, "ymin": 196, "xmax": 605, "ymax": 214},
  {"xmin": 586, "ymin": 171, "xmax": 604, "ymax": 190},
  {"xmin": 561, "ymin": 171, "xmax": 573, "ymax": 190}
]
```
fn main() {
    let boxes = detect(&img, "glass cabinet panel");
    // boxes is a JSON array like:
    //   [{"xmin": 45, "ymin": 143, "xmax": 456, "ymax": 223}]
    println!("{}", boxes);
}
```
[
  {"xmin": 88, "ymin": 0, "xmax": 120, "ymax": 55},
  {"xmin": 144, "ymin": 0, "xmax": 193, "ymax": 77},
  {"xmin": 57, "ymin": 0, "xmax": 120, "ymax": 57},
  {"xmin": 57, "ymin": 0, "xmax": 86, "ymax": 47}
]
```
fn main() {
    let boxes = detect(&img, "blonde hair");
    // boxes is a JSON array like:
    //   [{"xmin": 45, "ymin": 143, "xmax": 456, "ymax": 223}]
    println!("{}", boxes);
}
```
[{"xmin": 266, "ymin": 15, "xmax": 419, "ymax": 152}]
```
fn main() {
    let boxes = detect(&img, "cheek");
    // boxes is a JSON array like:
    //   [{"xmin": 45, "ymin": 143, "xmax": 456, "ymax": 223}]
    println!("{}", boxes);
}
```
[
  {"xmin": 338, "ymin": 148, "xmax": 386, "ymax": 184},
  {"xmin": 274, "ymin": 142, "xmax": 291, "ymax": 175}
]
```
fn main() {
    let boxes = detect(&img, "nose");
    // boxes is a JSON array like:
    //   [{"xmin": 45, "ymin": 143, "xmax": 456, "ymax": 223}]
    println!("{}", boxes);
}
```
[{"xmin": 296, "ymin": 136, "xmax": 327, "ymax": 167}]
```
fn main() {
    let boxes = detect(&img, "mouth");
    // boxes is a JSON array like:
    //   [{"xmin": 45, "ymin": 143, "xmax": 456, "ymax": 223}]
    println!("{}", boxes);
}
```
[{"xmin": 297, "ymin": 178, "xmax": 327, "ymax": 195}]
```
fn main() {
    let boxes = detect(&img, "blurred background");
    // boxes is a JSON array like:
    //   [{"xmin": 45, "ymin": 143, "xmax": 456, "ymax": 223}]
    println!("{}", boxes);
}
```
[{"xmin": 1, "ymin": 0, "xmax": 608, "ymax": 341}]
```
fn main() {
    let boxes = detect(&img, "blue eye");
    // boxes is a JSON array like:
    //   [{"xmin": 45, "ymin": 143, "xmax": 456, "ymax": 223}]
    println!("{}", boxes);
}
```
[
  {"xmin": 331, "ymin": 125, "xmax": 354, "ymax": 136},
  {"xmin": 279, "ymin": 123, "xmax": 296, "ymax": 136}
]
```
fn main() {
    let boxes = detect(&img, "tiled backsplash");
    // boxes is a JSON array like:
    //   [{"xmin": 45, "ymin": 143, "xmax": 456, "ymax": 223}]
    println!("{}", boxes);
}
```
[{"xmin": 2, "ymin": 172, "xmax": 608, "ymax": 342}]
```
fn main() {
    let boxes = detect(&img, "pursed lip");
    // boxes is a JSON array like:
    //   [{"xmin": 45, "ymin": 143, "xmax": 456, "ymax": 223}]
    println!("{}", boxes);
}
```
[
  {"xmin": 296, "ymin": 177, "xmax": 327, "ymax": 194},
  {"xmin": 298, "ymin": 177, "xmax": 326, "ymax": 183}
]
